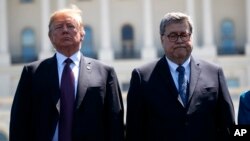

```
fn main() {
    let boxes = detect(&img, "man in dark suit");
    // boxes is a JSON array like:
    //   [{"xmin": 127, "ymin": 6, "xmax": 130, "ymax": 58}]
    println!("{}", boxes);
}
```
[
  {"xmin": 9, "ymin": 5, "xmax": 124, "ymax": 141},
  {"xmin": 238, "ymin": 90, "xmax": 250, "ymax": 124},
  {"xmin": 125, "ymin": 12, "xmax": 235, "ymax": 141}
]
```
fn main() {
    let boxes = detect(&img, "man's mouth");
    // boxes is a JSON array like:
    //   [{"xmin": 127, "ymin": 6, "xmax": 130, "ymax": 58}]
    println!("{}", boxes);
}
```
[{"xmin": 62, "ymin": 37, "xmax": 72, "ymax": 40}]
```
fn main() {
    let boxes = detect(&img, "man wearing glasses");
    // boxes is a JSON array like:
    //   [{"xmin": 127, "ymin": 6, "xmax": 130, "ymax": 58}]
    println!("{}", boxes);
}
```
[{"xmin": 126, "ymin": 12, "xmax": 235, "ymax": 141}]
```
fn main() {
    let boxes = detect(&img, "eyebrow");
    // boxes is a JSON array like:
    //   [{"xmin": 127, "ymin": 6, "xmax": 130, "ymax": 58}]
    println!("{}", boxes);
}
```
[
  {"xmin": 53, "ymin": 22, "xmax": 76, "ymax": 26},
  {"xmin": 168, "ymin": 32, "xmax": 190, "ymax": 35}
]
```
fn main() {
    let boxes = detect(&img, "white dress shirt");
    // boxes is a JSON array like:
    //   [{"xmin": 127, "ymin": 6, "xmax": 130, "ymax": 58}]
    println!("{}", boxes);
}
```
[{"xmin": 52, "ymin": 51, "xmax": 81, "ymax": 141}]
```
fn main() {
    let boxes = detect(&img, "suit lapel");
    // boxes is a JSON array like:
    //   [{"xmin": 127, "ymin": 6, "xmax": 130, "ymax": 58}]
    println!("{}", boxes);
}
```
[
  {"xmin": 45, "ymin": 55, "xmax": 61, "ymax": 113},
  {"xmin": 158, "ymin": 57, "xmax": 179, "ymax": 99},
  {"xmin": 188, "ymin": 57, "xmax": 201, "ymax": 102},
  {"xmin": 76, "ymin": 55, "xmax": 90, "ymax": 109}
]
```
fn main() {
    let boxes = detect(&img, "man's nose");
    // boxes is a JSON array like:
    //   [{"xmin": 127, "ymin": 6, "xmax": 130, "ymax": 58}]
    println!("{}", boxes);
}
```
[
  {"xmin": 176, "ymin": 36, "xmax": 183, "ymax": 43},
  {"xmin": 62, "ymin": 25, "xmax": 69, "ymax": 31},
  {"xmin": 62, "ymin": 25, "xmax": 69, "ymax": 34}
]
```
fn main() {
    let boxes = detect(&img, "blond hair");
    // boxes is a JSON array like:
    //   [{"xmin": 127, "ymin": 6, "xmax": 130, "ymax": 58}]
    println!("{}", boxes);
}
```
[{"xmin": 48, "ymin": 5, "xmax": 83, "ymax": 34}]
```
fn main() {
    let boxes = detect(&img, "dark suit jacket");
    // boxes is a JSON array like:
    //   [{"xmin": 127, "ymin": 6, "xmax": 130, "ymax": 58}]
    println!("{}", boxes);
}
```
[
  {"xmin": 126, "ymin": 56, "xmax": 235, "ymax": 141},
  {"xmin": 238, "ymin": 90, "xmax": 250, "ymax": 124},
  {"xmin": 10, "ymin": 54, "xmax": 124, "ymax": 141}
]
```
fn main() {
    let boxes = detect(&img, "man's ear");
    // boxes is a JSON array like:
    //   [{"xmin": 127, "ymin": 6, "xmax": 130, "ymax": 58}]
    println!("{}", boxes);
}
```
[
  {"xmin": 48, "ymin": 32, "xmax": 53, "ymax": 42},
  {"xmin": 160, "ymin": 36, "xmax": 164, "ymax": 43},
  {"xmin": 80, "ymin": 29, "xmax": 85, "ymax": 41},
  {"xmin": 48, "ymin": 32, "xmax": 51, "ymax": 39}
]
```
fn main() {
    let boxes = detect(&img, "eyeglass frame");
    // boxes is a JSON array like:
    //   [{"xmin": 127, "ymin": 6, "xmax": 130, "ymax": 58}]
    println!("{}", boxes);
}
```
[{"xmin": 162, "ymin": 32, "xmax": 192, "ymax": 42}]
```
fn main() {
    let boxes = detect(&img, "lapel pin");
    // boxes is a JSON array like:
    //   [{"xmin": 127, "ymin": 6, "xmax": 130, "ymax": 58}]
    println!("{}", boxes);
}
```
[{"xmin": 87, "ymin": 65, "xmax": 91, "ymax": 70}]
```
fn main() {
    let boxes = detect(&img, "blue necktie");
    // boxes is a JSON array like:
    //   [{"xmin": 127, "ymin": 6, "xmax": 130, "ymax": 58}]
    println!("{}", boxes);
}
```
[
  {"xmin": 177, "ymin": 66, "xmax": 188, "ymax": 107},
  {"xmin": 59, "ymin": 58, "xmax": 75, "ymax": 141}
]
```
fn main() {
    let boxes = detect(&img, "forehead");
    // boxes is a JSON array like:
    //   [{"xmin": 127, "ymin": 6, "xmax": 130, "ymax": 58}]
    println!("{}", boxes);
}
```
[
  {"xmin": 165, "ymin": 21, "xmax": 190, "ymax": 33},
  {"xmin": 52, "ymin": 13, "xmax": 78, "ymax": 25}
]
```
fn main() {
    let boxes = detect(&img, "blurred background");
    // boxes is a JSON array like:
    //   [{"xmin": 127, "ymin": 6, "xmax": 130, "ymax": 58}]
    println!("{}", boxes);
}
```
[{"xmin": 0, "ymin": 0, "xmax": 250, "ymax": 140}]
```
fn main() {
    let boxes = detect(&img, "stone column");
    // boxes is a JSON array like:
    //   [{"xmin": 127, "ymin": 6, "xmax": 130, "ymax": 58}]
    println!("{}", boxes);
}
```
[
  {"xmin": 39, "ymin": 0, "xmax": 53, "ymax": 59},
  {"xmin": 142, "ymin": 0, "xmax": 157, "ymax": 60},
  {"xmin": 246, "ymin": 0, "xmax": 250, "ymax": 86},
  {"xmin": 0, "ymin": 0, "xmax": 10, "ymax": 66},
  {"xmin": 0, "ymin": 0, "xmax": 11, "ymax": 106},
  {"xmin": 245, "ymin": 0, "xmax": 250, "ymax": 55},
  {"xmin": 186, "ymin": 0, "xmax": 198, "ymax": 47},
  {"xmin": 98, "ymin": 0, "xmax": 113, "ymax": 61},
  {"xmin": 201, "ymin": 0, "xmax": 216, "ymax": 57}
]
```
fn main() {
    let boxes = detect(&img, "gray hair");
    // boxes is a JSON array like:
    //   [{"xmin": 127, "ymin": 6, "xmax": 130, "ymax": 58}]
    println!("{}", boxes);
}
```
[{"xmin": 159, "ymin": 12, "xmax": 193, "ymax": 35}]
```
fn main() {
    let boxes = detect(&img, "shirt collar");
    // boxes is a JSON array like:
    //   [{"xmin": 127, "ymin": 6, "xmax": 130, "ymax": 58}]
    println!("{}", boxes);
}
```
[
  {"xmin": 56, "ymin": 51, "xmax": 81, "ymax": 67},
  {"xmin": 165, "ymin": 56, "xmax": 191, "ymax": 72}
]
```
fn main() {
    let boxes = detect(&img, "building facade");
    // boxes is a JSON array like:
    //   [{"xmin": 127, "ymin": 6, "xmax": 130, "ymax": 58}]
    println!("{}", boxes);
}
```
[{"xmin": 0, "ymin": 0, "xmax": 250, "ymax": 140}]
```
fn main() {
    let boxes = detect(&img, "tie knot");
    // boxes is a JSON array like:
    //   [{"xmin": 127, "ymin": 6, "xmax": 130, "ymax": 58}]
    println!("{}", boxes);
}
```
[
  {"xmin": 64, "ymin": 58, "xmax": 73, "ymax": 65},
  {"xmin": 177, "ymin": 66, "xmax": 185, "ymax": 74}
]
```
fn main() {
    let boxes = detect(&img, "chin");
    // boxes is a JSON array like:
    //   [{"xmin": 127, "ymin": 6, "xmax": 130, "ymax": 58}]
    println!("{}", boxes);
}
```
[
  {"xmin": 175, "ymin": 52, "xmax": 187, "ymax": 57},
  {"xmin": 61, "ymin": 43, "xmax": 73, "ymax": 47}
]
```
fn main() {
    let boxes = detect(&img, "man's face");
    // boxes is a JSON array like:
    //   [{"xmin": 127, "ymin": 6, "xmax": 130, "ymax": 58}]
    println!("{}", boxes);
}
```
[
  {"xmin": 49, "ymin": 13, "xmax": 84, "ymax": 56},
  {"xmin": 161, "ymin": 21, "xmax": 193, "ymax": 65}
]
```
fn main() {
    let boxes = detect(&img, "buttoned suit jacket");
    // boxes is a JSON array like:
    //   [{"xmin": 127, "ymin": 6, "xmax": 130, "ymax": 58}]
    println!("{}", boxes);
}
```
[
  {"xmin": 126, "ymin": 56, "xmax": 235, "ymax": 141},
  {"xmin": 10, "ymin": 54, "xmax": 124, "ymax": 141}
]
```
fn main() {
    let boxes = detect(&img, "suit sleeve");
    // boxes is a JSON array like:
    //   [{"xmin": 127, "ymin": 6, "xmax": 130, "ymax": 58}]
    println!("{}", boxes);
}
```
[
  {"xmin": 9, "ymin": 66, "xmax": 33, "ymax": 141},
  {"xmin": 126, "ymin": 69, "xmax": 146, "ymax": 141},
  {"xmin": 238, "ymin": 91, "xmax": 250, "ymax": 125},
  {"xmin": 216, "ymin": 67, "xmax": 235, "ymax": 139},
  {"xmin": 105, "ymin": 67, "xmax": 125, "ymax": 141}
]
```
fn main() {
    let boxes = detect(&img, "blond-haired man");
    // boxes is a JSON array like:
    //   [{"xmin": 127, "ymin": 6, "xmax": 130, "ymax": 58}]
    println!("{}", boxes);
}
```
[{"xmin": 10, "ymin": 6, "xmax": 124, "ymax": 141}]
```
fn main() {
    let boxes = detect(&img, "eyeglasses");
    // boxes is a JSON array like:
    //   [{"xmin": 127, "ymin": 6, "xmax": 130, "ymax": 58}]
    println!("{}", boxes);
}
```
[{"xmin": 163, "ymin": 32, "xmax": 191, "ymax": 42}]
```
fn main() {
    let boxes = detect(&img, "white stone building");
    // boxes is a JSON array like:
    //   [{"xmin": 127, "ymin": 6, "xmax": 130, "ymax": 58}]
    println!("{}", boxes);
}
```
[{"xmin": 0, "ymin": 0, "xmax": 250, "ymax": 140}]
